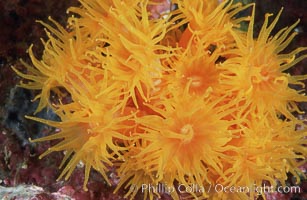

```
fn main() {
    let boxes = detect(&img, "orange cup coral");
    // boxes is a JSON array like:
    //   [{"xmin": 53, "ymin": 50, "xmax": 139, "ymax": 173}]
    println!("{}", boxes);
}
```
[{"xmin": 13, "ymin": 0, "xmax": 307, "ymax": 199}]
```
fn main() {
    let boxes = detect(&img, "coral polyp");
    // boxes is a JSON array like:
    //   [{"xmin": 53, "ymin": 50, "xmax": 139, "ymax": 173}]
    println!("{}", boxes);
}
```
[{"xmin": 13, "ymin": 0, "xmax": 306, "ymax": 199}]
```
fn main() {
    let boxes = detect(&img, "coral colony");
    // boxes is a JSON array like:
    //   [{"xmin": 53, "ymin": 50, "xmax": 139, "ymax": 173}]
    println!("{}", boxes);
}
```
[{"xmin": 13, "ymin": 0, "xmax": 307, "ymax": 199}]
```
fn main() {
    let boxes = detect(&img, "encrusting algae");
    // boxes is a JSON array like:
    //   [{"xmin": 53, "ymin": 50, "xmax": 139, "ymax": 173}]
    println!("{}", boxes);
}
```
[{"xmin": 12, "ymin": 0, "xmax": 307, "ymax": 199}]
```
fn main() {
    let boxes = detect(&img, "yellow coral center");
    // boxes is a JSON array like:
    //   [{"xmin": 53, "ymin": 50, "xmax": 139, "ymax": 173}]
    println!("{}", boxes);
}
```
[
  {"xmin": 189, "ymin": 76, "xmax": 202, "ymax": 87},
  {"xmin": 180, "ymin": 124, "xmax": 194, "ymax": 142}
]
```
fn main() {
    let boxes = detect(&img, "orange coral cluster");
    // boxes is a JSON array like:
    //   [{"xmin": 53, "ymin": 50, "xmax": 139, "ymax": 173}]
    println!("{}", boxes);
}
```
[{"xmin": 13, "ymin": 0, "xmax": 307, "ymax": 199}]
